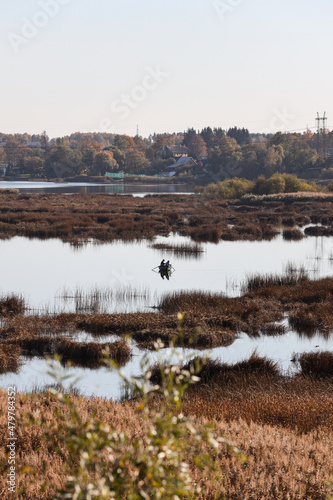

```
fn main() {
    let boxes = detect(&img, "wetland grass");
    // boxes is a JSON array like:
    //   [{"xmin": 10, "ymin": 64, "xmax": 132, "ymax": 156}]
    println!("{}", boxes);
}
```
[
  {"xmin": 297, "ymin": 351, "xmax": 333, "ymax": 378},
  {"xmin": 8, "ymin": 335, "xmax": 131, "ymax": 367},
  {"xmin": 150, "ymin": 241, "xmax": 204, "ymax": 257},
  {"xmin": 282, "ymin": 228, "xmax": 304, "ymax": 240},
  {"xmin": 242, "ymin": 266, "xmax": 308, "ymax": 293},
  {"xmin": 59, "ymin": 284, "xmax": 154, "ymax": 314},
  {"xmin": 0, "ymin": 387, "xmax": 332, "ymax": 499},
  {"xmin": 0, "ymin": 191, "xmax": 333, "ymax": 244},
  {"xmin": 0, "ymin": 344, "xmax": 21, "ymax": 374},
  {"xmin": 0, "ymin": 293, "xmax": 26, "ymax": 316}
]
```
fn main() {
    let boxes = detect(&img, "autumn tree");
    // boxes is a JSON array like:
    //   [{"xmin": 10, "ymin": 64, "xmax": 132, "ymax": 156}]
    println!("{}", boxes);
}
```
[
  {"xmin": 44, "ymin": 144, "xmax": 83, "ymax": 178},
  {"xmin": 22, "ymin": 156, "xmax": 45, "ymax": 177},
  {"xmin": 92, "ymin": 151, "xmax": 118, "ymax": 175},
  {"xmin": 124, "ymin": 150, "xmax": 149, "ymax": 174},
  {"xmin": 113, "ymin": 135, "xmax": 135, "ymax": 152}
]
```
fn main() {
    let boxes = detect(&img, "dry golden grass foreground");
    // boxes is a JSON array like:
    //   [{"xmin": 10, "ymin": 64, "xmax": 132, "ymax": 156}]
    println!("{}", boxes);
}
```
[{"xmin": 0, "ymin": 388, "xmax": 332, "ymax": 499}]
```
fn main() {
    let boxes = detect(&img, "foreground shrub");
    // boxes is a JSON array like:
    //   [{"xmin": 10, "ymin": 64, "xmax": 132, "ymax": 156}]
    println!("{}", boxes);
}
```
[{"xmin": 26, "ymin": 344, "xmax": 241, "ymax": 499}]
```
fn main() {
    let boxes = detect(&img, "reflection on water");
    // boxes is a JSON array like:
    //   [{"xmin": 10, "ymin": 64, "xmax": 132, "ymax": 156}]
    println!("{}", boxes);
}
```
[
  {"xmin": 1, "ymin": 233, "xmax": 333, "ymax": 397},
  {"xmin": 0, "ymin": 181, "xmax": 194, "ymax": 196},
  {"xmin": 2, "ymin": 329, "xmax": 332, "ymax": 399},
  {"xmin": 0, "ymin": 234, "xmax": 332, "ymax": 313}
]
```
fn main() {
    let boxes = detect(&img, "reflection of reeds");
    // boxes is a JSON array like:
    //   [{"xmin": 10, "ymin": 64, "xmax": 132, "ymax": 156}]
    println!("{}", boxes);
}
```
[
  {"xmin": 60, "ymin": 285, "xmax": 156, "ymax": 314},
  {"xmin": 16, "ymin": 336, "xmax": 131, "ymax": 368}
]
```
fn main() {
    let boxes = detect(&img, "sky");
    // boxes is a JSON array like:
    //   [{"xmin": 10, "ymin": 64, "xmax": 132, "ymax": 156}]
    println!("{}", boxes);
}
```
[{"xmin": 1, "ymin": 0, "xmax": 332, "ymax": 138}]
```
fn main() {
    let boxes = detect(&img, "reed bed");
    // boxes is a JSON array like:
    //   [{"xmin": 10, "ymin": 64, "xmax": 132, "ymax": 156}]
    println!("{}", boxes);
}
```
[
  {"xmin": 0, "ymin": 272, "xmax": 333, "ymax": 375},
  {"xmin": 242, "ymin": 266, "xmax": 309, "ymax": 293},
  {"xmin": 297, "ymin": 351, "xmax": 333, "ymax": 378},
  {"xmin": 150, "ymin": 354, "xmax": 279, "ymax": 386},
  {"xmin": 59, "ymin": 284, "xmax": 155, "ymax": 314},
  {"xmin": 0, "ymin": 293, "xmax": 26, "ymax": 316},
  {"xmin": 7, "ymin": 335, "xmax": 131, "ymax": 368},
  {"xmin": 0, "ymin": 344, "xmax": 21, "ymax": 374},
  {"xmin": 150, "ymin": 241, "xmax": 204, "ymax": 257},
  {"xmin": 282, "ymin": 228, "xmax": 304, "ymax": 240},
  {"xmin": 0, "ymin": 384, "xmax": 332, "ymax": 499},
  {"xmin": 0, "ymin": 192, "xmax": 333, "ymax": 243},
  {"xmin": 159, "ymin": 290, "xmax": 226, "ymax": 313}
]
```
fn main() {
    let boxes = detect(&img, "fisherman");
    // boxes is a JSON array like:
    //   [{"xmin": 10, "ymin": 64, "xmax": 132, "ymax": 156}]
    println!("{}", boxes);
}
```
[
  {"xmin": 165, "ymin": 260, "xmax": 170, "ymax": 268},
  {"xmin": 160, "ymin": 259, "xmax": 165, "ymax": 267}
]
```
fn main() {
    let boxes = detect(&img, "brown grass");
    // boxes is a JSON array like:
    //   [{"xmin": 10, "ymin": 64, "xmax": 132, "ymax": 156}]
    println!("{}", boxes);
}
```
[
  {"xmin": 6, "ymin": 335, "xmax": 131, "ymax": 368},
  {"xmin": 0, "ymin": 294, "xmax": 26, "ymax": 316},
  {"xmin": 298, "ymin": 351, "xmax": 333, "ymax": 378},
  {"xmin": 0, "ymin": 344, "xmax": 21, "ymax": 374},
  {"xmin": 150, "ymin": 241, "xmax": 204, "ymax": 257},
  {"xmin": 0, "ymin": 191, "xmax": 332, "ymax": 244},
  {"xmin": 282, "ymin": 228, "xmax": 304, "ymax": 240},
  {"xmin": 0, "ymin": 386, "xmax": 332, "ymax": 499}
]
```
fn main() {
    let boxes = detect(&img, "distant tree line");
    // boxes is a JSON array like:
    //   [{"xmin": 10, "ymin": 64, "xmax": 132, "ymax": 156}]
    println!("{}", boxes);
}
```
[{"xmin": 1, "ymin": 127, "xmax": 333, "ymax": 180}]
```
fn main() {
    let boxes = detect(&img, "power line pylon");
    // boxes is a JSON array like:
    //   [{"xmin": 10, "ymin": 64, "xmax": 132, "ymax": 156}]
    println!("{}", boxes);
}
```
[{"xmin": 316, "ymin": 112, "xmax": 328, "ymax": 156}]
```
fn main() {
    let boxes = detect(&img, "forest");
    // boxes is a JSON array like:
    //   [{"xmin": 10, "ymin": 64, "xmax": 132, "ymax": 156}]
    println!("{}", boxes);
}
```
[{"xmin": 1, "ymin": 126, "xmax": 333, "ymax": 182}]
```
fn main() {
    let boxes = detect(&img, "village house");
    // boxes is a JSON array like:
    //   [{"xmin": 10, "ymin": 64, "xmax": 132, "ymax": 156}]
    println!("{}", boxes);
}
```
[
  {"xmin": 160, "ymin": 145, "xmax": 189, "ymax": 158},
  {"xmin": 164, "ymin": 156, "xmax": 197, "ymax": 176}
]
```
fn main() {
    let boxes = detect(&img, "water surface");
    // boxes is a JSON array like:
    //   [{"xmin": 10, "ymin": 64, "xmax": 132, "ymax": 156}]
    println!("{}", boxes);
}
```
[
  {"xmin": 0, "ymin": 234, "xmax": 332, "ymax": 312},
  {"xmin": 1, "ymin": 232, "xmax": 333, "ymax": 398},
  {"xmin": 0, "ymin": 181, "xmax": 194, "ymax": 196}
]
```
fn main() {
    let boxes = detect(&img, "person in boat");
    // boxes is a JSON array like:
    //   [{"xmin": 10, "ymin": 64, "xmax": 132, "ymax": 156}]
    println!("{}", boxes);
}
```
[
  {"xmin": 165, "ymin": 260, "xmax": 170, "ymax": 268},
  {"xmin": 160, "ymin": 259, "xmax": 165, "ymax": 267}
]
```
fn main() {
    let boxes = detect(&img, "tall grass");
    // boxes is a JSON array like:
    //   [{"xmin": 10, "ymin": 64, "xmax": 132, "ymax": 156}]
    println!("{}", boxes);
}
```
[
  {"xmin": 0, "ymin": 293, "xmax": 26, "ymax": 316},
  {"xmin": 0, "ymin": 379, "xmax": 332, "ymax": 498},
  {"xmin": 242, "ymin": 265, "xmax": 308, "ymax": 293},
  {"xmin": 59, "ymin": 284, "xmax": 157, "ymax": 313},
  {"xmin": 150, "ymin": 241, "xmax": 204, "ymax": 258},
  {"xmin": 0, "ymin": 344, "xmax": 21, "ymax": 374},
  {"xmin": 298, "ymin": 351, "xmax": 333, "ymax": 378},
  {"xmin": 10, "ymin": 336, "xmax": 131, "ymax": 368}
]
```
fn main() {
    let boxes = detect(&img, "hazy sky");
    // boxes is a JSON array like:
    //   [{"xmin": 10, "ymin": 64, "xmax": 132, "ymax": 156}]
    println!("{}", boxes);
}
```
[{"xmin": 1, "ymin": 0, "xmax": 332, "ymax": 138}]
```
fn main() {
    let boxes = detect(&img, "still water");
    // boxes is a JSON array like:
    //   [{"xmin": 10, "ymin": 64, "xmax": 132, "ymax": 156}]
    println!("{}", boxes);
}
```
[
  {"xmin": 0, "ymin": 233, "xmax": 332, "ymax": 312},
  {"xmin": 0, "ymin": 233, "xmax": 333, "ymax": 398},
  {"xmin": 0, "ymin": 181, "xmax": 194, "ymax": 195},
  {"xmin": 1, "ymin": 330, "xmax": 331, "ymax": 399}
]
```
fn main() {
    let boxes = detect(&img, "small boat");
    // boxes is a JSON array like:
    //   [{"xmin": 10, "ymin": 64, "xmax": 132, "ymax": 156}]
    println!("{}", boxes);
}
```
[
  {"xmin": 158, "ymin": 264, "xmax": 172, "ymax": 275},
  {"xmin": 152, "ymin": 263, "xmax": 175, "ymax": 280}
]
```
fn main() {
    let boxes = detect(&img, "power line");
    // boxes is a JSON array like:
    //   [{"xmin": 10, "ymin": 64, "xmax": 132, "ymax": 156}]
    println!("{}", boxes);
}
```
[{"xmin": 316, "ymin": 112, "xmax": 328, "ymax": 156}]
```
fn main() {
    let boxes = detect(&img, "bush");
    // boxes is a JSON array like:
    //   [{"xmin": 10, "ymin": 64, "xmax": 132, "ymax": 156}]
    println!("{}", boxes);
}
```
[
  {"xmin": 203, "ymin": 178, "xmax": 253, "ymax": 200},
  {"xmin": 25, "ymin": 340, "xmax": 242, "ymax": 499}
]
